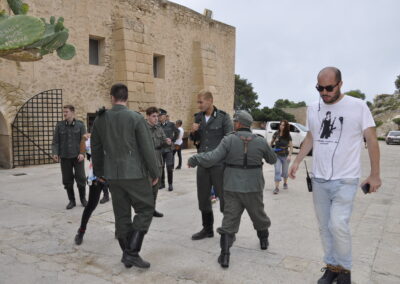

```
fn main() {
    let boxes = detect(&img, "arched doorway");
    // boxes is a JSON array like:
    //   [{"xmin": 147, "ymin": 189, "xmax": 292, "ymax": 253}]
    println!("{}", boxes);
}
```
[{"xmin": 0, "ymin": 112, "xmax": 11, "ymax": 169}]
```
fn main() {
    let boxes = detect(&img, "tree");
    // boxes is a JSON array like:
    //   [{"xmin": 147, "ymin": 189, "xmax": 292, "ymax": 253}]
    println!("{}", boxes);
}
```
[
  {"xmin": 395, "ymin": 75, "xmax": 400, "ymax": 92},
  {"xmin": 234, "ymin": 74, "xmax": 260, "ymax": 112},
  {"xmin": 393, "ymin": 118, "xmax": 400, "ymax": 130},
  {"xmin": 274, "ymin": 99, "xmax": 306, "ymax": 109},
  {"xmin": 251, "ymin": 107, "xmax": 296, "ymax": 122},
  {"xmin": 345, "ymin": 90, "xmax": 366, "ymax": 100}
]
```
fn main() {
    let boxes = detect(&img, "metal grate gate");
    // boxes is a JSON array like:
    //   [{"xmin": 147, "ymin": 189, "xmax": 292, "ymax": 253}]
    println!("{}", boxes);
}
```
[{"xmin": 12, "ymin": 89, "xmax": 63, "ymax": 166}]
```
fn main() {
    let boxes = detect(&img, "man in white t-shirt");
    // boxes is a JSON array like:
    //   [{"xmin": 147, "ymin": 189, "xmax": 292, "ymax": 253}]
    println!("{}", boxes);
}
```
[
  {"xmin": 289, "ymin": 67, "xmax": 381, "ymax": 284},
  {"xmin": 174, "ymin": 120, "xmax": 184, "ymax": 169}
]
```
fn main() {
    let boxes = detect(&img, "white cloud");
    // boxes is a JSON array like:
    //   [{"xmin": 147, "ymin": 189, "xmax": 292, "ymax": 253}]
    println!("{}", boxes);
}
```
[{"xmin": 172, "ymin": 0, "xmax": 400, "ymax": 106}]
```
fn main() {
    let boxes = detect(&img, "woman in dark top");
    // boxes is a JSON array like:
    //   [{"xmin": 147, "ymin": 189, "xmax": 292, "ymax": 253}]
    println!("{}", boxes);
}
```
[{"xmin": 270, "ymin": 120, "xmax": 293, "ymax": 194}]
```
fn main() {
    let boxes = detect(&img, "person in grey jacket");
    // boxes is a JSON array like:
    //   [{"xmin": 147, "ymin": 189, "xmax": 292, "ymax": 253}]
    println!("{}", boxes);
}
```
[
  {"xmin": 188, "ymin": 110, "xmax": 276, "ymax": 268},
  {"xmin": 91, "ymin": 83, "xmax": 159, "ymax": 269},
  {"xmin": 189, "ymin": 90, "xmax": 233, "ymax": 241},
  {"xmin": 52, "ymin": 105, "xmax": 87, "ymax": 209}
]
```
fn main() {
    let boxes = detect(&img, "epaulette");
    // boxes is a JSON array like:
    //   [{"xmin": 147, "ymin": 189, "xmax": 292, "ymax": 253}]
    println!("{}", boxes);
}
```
[
  {"xmin": 256, "ymin": 134, "xmax": 264, "ymax": 138},
  {"xmin": 227, "ymin": 131, "xmax": 236, "ymax": 135},
  {"xmin": 96, "ymin": 107, "xmax": 107, "ymax": 116},
  {"xmin": 218, "ymin": 109, "xmax": 227, "ymax": 115}
]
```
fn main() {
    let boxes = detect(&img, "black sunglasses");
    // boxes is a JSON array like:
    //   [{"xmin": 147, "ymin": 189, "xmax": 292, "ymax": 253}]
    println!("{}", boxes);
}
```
[{"xmin": 315, "ymin": 81, "xmax": 340, "ymax": 92}]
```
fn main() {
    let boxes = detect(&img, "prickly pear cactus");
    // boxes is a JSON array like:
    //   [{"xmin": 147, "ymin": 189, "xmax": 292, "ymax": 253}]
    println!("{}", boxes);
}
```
[{"xmin": 0, "ymin": 0, "xmax": 76, "ymax": 62}]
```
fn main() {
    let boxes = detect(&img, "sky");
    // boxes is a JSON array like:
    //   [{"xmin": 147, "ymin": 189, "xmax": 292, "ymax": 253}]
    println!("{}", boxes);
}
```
[{"xmin": 172, "ymin": 0, "xmax": 400, "ymax": 107}]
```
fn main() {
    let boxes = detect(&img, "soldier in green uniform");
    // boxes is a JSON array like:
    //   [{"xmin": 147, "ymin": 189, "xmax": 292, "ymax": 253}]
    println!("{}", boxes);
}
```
[
  {"xmin": 146, "ymin": 106, "xmax": 173, "ymax": 218},
  {"xmin": 189, "ymin": 90, "xmax": 233, "ymax": 240},
  {"xmin": 188, "ymin": 110, "xmax": 277, "ymax": 268},
  {"xmin": 159, "ymin": 109, "xmax": 179, "ymax": 191},
  {"xmin": 91, "ymin": 83, "xmax": 159, "ymax": 269}
]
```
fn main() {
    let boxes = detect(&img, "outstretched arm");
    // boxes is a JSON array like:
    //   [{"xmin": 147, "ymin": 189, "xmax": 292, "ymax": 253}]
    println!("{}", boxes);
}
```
[{"xmin": 188, "ymin": 136, "xmax": 229, "ymax": 168}]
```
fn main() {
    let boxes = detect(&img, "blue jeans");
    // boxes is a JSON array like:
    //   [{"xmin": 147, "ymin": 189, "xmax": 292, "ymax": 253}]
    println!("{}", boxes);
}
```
[
  {"xmin": 274, "ymin": 155, "xmax": 289, "ymax": 182},
  {"xmin": 312, "ymin": 178, "xmax": 359, "ymax": 270}
]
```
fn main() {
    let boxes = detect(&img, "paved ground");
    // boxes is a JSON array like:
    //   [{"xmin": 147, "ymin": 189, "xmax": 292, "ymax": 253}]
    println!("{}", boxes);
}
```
[{"xmin": 0, "ymin": 142, "xmax": 399, "ymax": 284}]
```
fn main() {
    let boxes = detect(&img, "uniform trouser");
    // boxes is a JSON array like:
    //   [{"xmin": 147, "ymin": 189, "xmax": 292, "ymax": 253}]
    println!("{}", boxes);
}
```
[
  {"xmin": 217, "ymin": 191, "xmax": 271, "ymax": 235},
  {"xmin": 60, "ymin": 157, "xmax": 86, "ymax": 201},
  {"xmin": 161, "ymin": 151, "xmax": 174, "ymax": 185},
  {"xmin": 79, "ymin": 182, "xmax": 107, "ymax": 230},
  {"xmin": 312, "ymin": 178, "xmax": 358, "ymax": 270},
  {"xmin": 173, "ymin": 147, "xmax": 182, "ymax": 168},
  {"xmin": 197, "ymin": 165, "xmax": 224, "ymax": 213},
  {"xmin": 108, "ymin": 178, "xmax": 155, "ymax": 238},
  {"xmin": 152, "ymin": 173, "xmax": 161, "ymax": 207}
]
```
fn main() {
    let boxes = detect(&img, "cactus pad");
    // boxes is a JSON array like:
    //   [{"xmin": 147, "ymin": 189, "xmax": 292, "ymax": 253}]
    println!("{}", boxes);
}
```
[
  {"xmin": 56, "ymin": 43, "xmax": 76, "ymax": 60},
  {"xmin": 0, "ymin": 15, "xmax": 45, "ymax": 51}
]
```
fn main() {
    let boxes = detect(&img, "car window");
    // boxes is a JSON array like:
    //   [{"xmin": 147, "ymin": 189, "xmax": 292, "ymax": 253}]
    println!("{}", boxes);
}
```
[
  {"xmin": 289, "ymin": 124, "xmax": 299, "ymax": 133},
  {"xmin": 295, "ymin": 123, "xmax": 308, "ymax": 132},
  {"xmin": 389, "ymin": 131, "xmax": 400, "ymax": 136},
  {"xmin": 270, "ymin": 123, "xmax": 279, "ymax": 131}
]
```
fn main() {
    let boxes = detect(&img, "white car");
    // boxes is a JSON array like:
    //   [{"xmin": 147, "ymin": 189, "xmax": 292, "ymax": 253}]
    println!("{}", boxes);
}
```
[
  {"xmin": 386, "ymin": 131, "xmax": 400, "ymax": 145},
  {"xmin": 252, "ymin": 121, "xmax": 308, "ymax": 149}
]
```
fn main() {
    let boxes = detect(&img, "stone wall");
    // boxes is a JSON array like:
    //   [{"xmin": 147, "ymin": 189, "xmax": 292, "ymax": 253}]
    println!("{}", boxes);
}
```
[
  {"xmin": 0, "ymin": 0, "xmax": 236, "ymax": 167},
  {"xmin": 282, "ymin": 106, "xmax": 307, "ymax": 125}
]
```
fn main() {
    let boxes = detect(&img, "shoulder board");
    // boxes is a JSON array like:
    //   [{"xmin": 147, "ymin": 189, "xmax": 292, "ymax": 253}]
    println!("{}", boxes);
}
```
[
  {"xmin": 96, "ymin": 107, "xmax": 107, "ymax": 116},
  {"xmin": 256, "ymin": 134, "xmax": 264, "ymax": 138},
  {"xmin": 217, "ymin": 109, "xmax": 227, "ymax": 115}
]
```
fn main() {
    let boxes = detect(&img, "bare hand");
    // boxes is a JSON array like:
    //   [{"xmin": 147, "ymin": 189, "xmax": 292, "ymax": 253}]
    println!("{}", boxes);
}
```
[
  {"xmin": 191, "ymin": 123, "xmax": 199, "ymax": 132},
  {"xmin": 53, "ymin": 155, "xmax": 59, "ymax": 163},
  {"xmin": 289, "ymin": 162, "xmax": 299, "ymax": 179},
  {"xmin": 361, "ymin": 175, "xmax": 381, "ymax": 193},
  {"xmin": 77, "ymin": 154, "xmax": 85, "ymax": 162},
  {"xmin": 166, "ymin": 138, "xmax": 172, "ymax": 145},
  {"xmin": 152, "ymin": 178, "xmax": 159, "ymax": 186}
]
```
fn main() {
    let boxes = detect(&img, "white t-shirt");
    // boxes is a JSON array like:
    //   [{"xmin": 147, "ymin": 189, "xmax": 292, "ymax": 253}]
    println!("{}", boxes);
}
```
[
  {"xmin": 205, "ymin": 115, "xmax": 211, "ymax": 123},
  {"xmin": 175, "ymin": 127, "xmax": 184, "ymax": 146},
  {"xmin": 307, "ymin": 95, "xmax": 375, "ymax": 180}
]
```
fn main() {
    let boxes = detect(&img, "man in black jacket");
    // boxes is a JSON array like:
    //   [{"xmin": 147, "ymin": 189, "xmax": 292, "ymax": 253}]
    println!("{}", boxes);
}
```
[
  {"xmin": 189, "ymin": 90, "xmax": 233, "ymax": 240},
  {"xmin": 159, "ymin": 109, "xmax": 179, "ymax": 191}
]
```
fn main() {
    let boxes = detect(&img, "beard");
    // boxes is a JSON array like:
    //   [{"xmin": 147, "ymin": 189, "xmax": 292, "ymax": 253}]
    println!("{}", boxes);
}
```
[{"xmin": 321, "ymin": 89, "xmax": 341, "ymax": 104}]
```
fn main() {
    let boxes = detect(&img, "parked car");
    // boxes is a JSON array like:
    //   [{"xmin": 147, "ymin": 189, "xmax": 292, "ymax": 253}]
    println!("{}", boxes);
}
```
[
  {"xmin": 386, "ymin": 131, "xmax": 400, "ymax": 145},
  {"xmin": 252, "ymin": 121, "xmax": 308, "ymax": 149}
]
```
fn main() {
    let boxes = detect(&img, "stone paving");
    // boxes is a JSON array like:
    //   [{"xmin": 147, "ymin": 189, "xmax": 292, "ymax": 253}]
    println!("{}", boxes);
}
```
[{"xmin": 0, "ymin": 142, "xmax": 399, "ymax": 284}]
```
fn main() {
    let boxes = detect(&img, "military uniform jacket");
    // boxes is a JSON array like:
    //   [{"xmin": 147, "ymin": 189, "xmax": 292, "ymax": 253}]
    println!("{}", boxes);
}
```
[
  {"xmin": 188, "ymin": 129, "xmax": 277, "ymax": 193},
  {"xmin": 91, "ymin": 105, "xmax": 159, "ymax": 180},
  {"xmin": 52, "ymin": 119, "xmax": 86, "ymax": 158},
  {"xmin": 189, "ymin": 106, "xmax": 233, "ymax": 153},
  {"xmin": 147, "ymin": 121, "xmax": 169, "ymax": 172},
  {"xmin": 160, "ymin": 121, "xmax": 179, "ymax": 152}
]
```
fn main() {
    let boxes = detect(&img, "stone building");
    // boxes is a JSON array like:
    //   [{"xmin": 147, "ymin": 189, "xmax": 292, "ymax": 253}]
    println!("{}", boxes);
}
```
[{"xmin": 0, "ymin": 0, "xmax": 236, "ymax": 168}]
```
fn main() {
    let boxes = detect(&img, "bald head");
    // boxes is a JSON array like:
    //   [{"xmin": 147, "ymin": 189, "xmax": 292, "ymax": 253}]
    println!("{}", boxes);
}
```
[{"xmin": 318, "ymin": 67, "xmax": 342, "ymax": 82}]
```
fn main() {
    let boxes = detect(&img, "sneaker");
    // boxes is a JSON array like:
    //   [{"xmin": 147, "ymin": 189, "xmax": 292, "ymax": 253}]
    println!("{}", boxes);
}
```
[
  {"xmin": 273, "ymin": 188, "xmax": 279, "ymax": 195},
  {"xmin": 283, "ymin": 183, "xmax": 288, "ymax": 189}
]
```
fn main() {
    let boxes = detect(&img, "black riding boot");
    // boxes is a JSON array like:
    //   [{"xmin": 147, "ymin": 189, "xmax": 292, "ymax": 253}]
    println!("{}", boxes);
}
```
[
  {"xmin": 78, "ymin": 185, "xmax": 87, "ymax": 207},
  {"xmin": 192, "ymin": 211, "xmax": 214, "ymax": 240},
  {"xmin": 257, "ymin": 230, "xmax": 269, "ymax": 250},
  {"xmin": 218, "ymin": 233, "xmax": 234, "ymax": 268},
  {"xmin": 167, "ymin": 168, "xmax": 173, "ymax": 191},
  {"xmin": 65, "ymin": 185, "xmax": 76, "ymax": 209},
  {"xmin": 121, "ymin": 231, "xmax": 150, "ymax": 269}
]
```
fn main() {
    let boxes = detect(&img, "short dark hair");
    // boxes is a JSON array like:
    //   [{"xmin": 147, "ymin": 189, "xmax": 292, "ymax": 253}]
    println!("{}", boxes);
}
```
[
  {"xmin": 63, "ymin": 105, "xmax": 75, "ymax": 112},
  {"xmin": 176, "ymin": 120, "xmax": 182, "ymax": 126},
  {"xmin": 146, "ymin": 107, "xmax": 159, "ymax": 116},
  {"xmin": 110, "ymin": 83, "xmax": 128, "ymax": 102}
]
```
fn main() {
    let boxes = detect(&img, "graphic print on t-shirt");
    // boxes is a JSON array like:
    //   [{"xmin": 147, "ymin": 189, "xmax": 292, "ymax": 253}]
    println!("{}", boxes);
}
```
[{"xmin": 319, "ymin": 111, "xmax": 336, "ymax": 139}]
